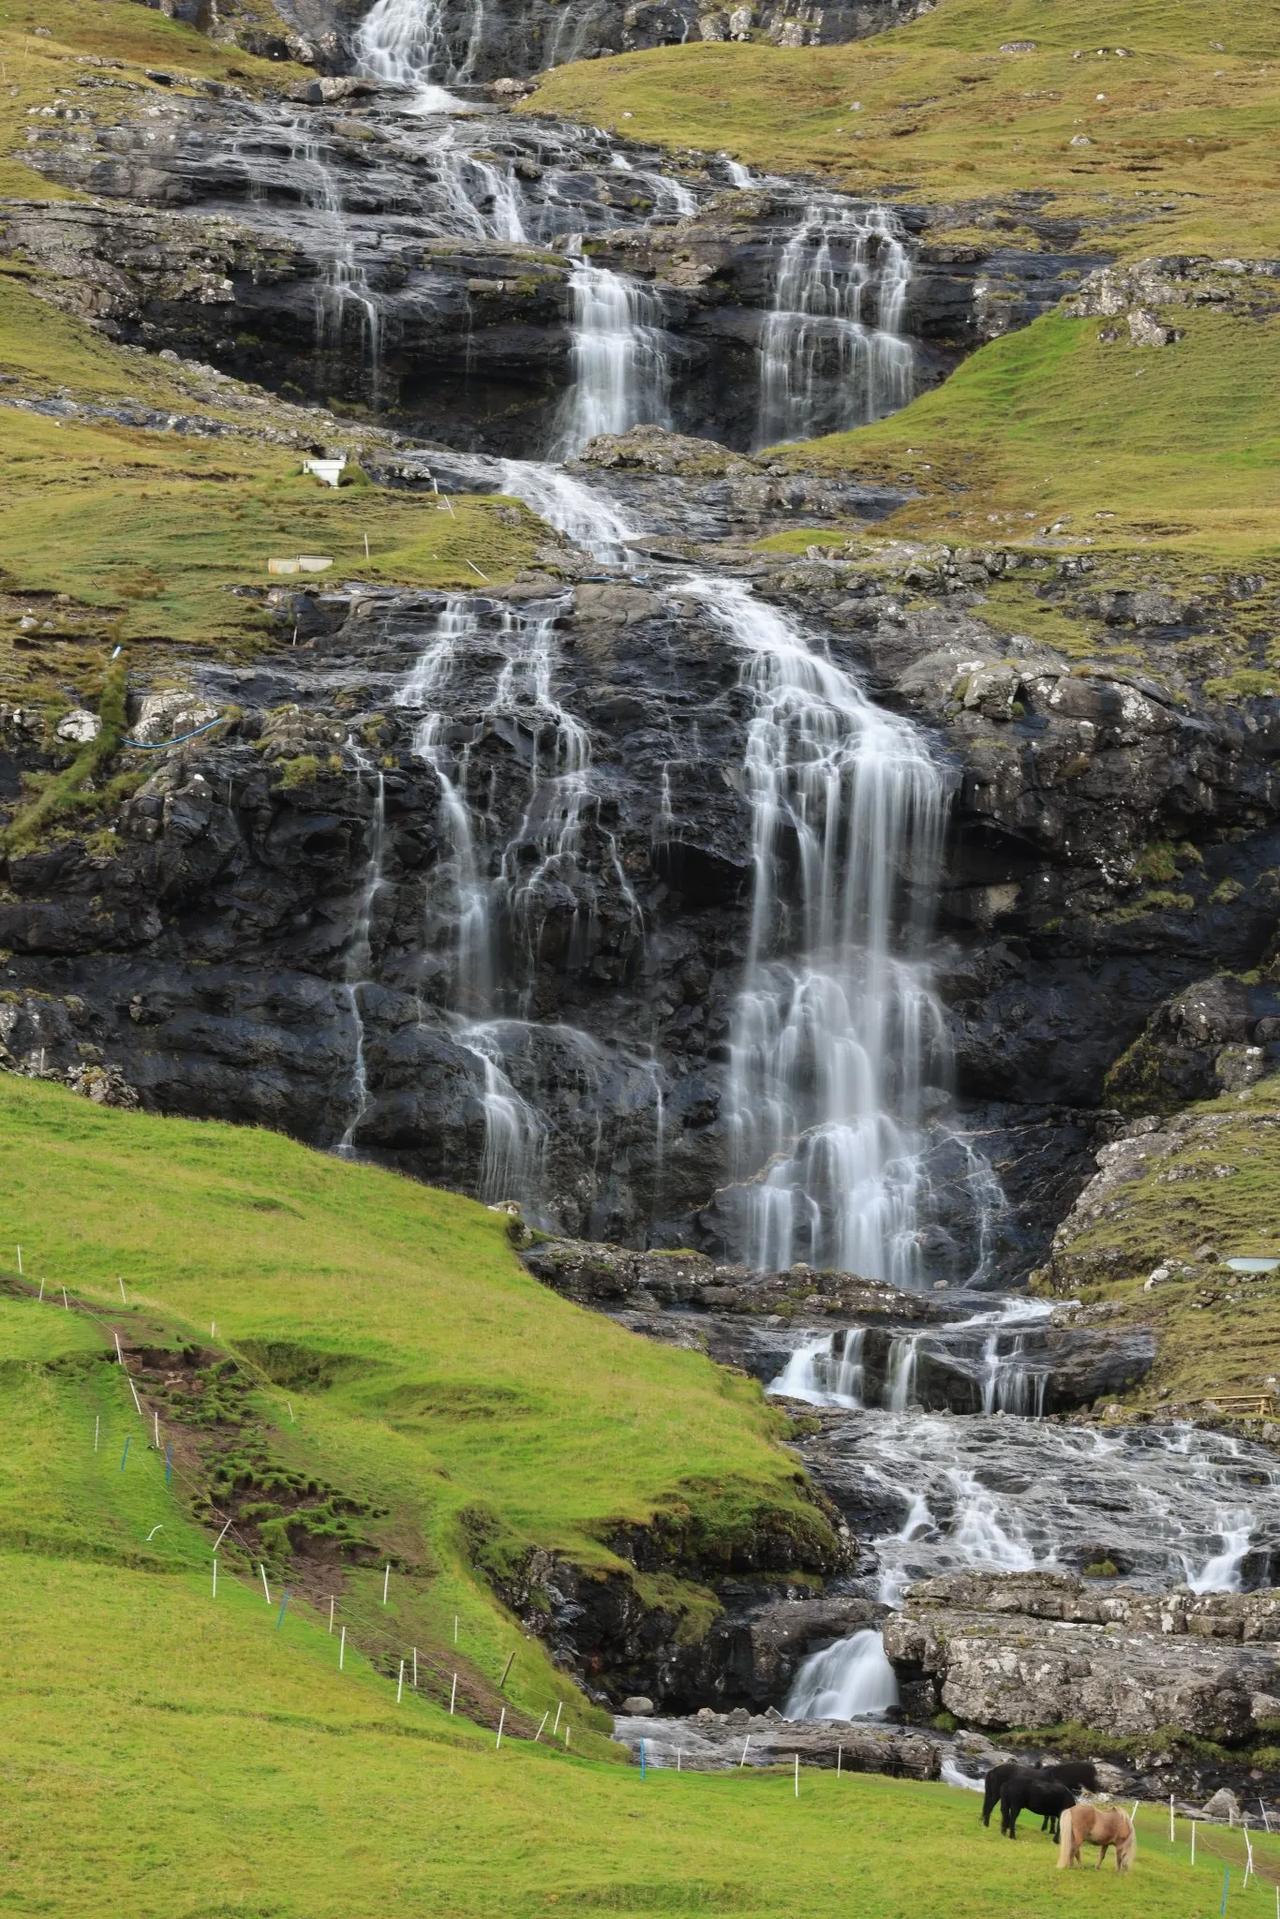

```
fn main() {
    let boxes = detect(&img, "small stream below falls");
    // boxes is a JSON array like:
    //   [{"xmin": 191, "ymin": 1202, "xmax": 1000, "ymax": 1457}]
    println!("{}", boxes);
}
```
[{"xmin": 162, "ymin": 14, "xmax": 1280, "ymax": 1749}]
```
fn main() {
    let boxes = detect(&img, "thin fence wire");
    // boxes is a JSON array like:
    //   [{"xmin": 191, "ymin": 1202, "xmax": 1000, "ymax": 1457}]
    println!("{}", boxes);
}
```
[{"xmin": 7, "ymin": 1266, "xmax": 577, "ymax": 1743}]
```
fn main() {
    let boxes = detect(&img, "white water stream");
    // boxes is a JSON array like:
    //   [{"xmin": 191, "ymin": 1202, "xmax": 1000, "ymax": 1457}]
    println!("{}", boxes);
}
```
[
  {"xmin": 337, "ymin": 742, "xmax": 387, "ymax": 1154},
  {"xmin": 785, "ymin": 1628, "xmax": 900, "ymax": 1720},
  {"xmin": 772, "ymin": 1298, "xmax": 1055, "ymax": 1415},
  {"xmin": 757, "ymin": 203, "xmax": 914, "ymax": 448},
  {"xmin": 683, "ymin": 575, "xmax": 954, "ymax": 1283},
  {"xmin": 552, "ymin": 248, "xmax": 673, "ymax": 458},
  {"xmin": 355, "ymin": 0, "xmax": 481, "ymax": 107}
]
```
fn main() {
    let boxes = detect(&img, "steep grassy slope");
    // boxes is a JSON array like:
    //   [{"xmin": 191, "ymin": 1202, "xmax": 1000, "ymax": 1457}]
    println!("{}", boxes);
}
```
[
  {"xmin": 527, "ymin": 0, "xmax": 1280, "ymax": 254},
  {"xmin": 3, "ymin": 1083, "xmax": 1275, "ymax": 1916},
  {"xmin": 0, "ymin": 1074, "xmax": 833, "ymax": 1736},
  {"xmin": 0, "ymin": 270, "xmax": 546, "ymax": 698},
  {"xmin": 1038, "ymin": 1074, "xmax": 1280, "ymax": 1417}
]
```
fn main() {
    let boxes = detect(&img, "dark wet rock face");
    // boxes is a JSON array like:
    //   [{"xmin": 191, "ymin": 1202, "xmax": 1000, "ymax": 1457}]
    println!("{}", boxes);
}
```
[
  {"xmin": 9, "ymin": 82, "xmax": 1095, "ymax": 458},
  {"xmin": 3, "ymin": 546, "xmax": 1280, "ymax": 1267}
]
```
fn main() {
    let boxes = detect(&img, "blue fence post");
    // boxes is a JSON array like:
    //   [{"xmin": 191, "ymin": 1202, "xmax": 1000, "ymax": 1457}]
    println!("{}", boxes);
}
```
[
  {"xmin": 276, "ymin": 1592, "xmax": 289, "ymax": 1632},
  {"xmin": 1221, "ymin": 1867, "xmax": 1230, "ymax": 1915},
  {"xmin": 164, "ymin": 1443, "xmax": 173, "ymax": 1487},
  {"xmin": 119, "ymin": 1435, "xmax": 131, "ymax": 1471}
]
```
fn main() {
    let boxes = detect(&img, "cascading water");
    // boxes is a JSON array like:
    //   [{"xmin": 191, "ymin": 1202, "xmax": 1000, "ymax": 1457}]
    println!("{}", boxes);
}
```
[
  {"xmin": 552, "ymin": 247, "xmax": 672, "ymax": 458},
  {"xmin": 389, "ymin": 593, "xmax": 634, "ymax": 1213},
  {"xmin": 770, "ymin": 1299, "xmax": 1054, "ymax": 1415},
  {"xmin": 785, "ymin": 1628, "xmax": 899, "ymax": 1720},
  {"xmin": 756, "ymin": 203, "xmax": 914, "ymax": 449},
  {"xmin": 278, "ymin": 115, "xmax": 382, "ymax": 397},
  {"xmin": 1185, "ymin": 1517, "xmax": 1254, "ymax": 1594},
  {"xmin": 684, "ymin": 575, "xmax": 957, "ymax": 1284},
  {"xmin": 497, "ymin": 459, "xmax": 637, "ymax": 566},
  {"xmin": 788, "ymin": 1408, "xmax": 1280, "ymax": 1605},
  {"xmin": 210, "ymin": 60, "xmax": 1280, "ymax": 1753},
  {"xmin": 337, "ymin": 743, "xmax": 388, "ymax": 1154},
  {"xmin": 771, "ymin": 1327, "xmax": 867, "ymax": 1407},
  {"xmin": 354, "ymin": 0, "xmax": 485, "ymax": 103}
]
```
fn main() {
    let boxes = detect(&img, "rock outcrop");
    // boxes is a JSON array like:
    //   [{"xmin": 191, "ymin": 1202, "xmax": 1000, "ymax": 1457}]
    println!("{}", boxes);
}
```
[
  {"xmin": 613, "ymin": 1707, "xmax": 944, "ymax": 1777},
  {"xmin": 884, "ymin": 1572, "xmax": 1280, "ymax": 1748}
]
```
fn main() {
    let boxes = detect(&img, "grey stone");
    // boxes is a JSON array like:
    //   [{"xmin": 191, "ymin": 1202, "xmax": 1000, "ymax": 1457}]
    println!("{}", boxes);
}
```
[
  {"xmin": 55, "ymin": 708, "xmax": 102, "ymax": 744},
  {"xmin": 1128, "ymin": 307, "xmax": 1179, "ymax": 347}
]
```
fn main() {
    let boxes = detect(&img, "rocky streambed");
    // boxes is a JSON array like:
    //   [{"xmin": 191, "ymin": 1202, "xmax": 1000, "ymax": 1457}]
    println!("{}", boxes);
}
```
[{"xmin": 518, "ymin": 1234, "xmax": 1280, "ymax": 1797}]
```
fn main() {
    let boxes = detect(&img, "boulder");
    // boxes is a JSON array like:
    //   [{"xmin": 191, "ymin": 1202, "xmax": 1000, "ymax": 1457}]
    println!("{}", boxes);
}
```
[
  {"xmin": 55, "ymin": 708, "xmax": 101, "ymax": 745},
  {"xmin": 1127, "ymin": 307, "xmax": 1180, "ymax": 347},
  {"xmin": 128, "ymin": 689, "xmax": 220, "ymax": 747}
]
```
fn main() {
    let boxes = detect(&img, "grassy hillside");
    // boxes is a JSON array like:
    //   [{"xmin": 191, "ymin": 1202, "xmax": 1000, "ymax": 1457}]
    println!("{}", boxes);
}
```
[
  {"xmin": 0, "ymin": 1075, "xmax": 833, "ymax": 1742},
  {"xmin": 3, "ymin": 1077, "xmax": 1275, "ymax": 1916},
  {"xmin": 527, "ymin": 0, "xmax": 1280, "ymax": 254},
  {"xmin": 785, "ymin": 306, "xmax": 1278, "ymax": 551},
  {"xmin": 0, "ymin": 269, "xmax": 545, "ymax": 640},
  {"xmin": 769, "ymin": 301, "xmax": 1280, "ymax": 571}
]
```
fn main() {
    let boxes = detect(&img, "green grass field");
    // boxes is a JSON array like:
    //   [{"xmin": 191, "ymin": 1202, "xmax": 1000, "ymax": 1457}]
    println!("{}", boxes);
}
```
[
  {"xmin": 0, "ymin": 1075, "xmax": 833, "ymax": 1757},
  {"xmin": 4, "ymin": 1079, "xmax": 1278, "ymax": 1916}
]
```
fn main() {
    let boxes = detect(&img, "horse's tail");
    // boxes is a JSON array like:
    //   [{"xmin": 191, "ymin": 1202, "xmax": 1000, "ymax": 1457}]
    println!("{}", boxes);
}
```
[
  {"xmin": 1057, "ymin": 1804, "xmax": 1077, "ymax": 1870},
  {"xmin": 1117, "ymin": 1818, "xmax": 1136, "ymax": 1874}
]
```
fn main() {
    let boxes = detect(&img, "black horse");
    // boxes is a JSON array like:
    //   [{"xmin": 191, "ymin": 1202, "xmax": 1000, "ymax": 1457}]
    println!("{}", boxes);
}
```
[
  {"xmin": 999, "ymin": 1769, "xmax": 1078, "ymax": 1841},
  {"xmin": 981, "ymin": 1759, "xmax": 1099, "ymax": 1831}
]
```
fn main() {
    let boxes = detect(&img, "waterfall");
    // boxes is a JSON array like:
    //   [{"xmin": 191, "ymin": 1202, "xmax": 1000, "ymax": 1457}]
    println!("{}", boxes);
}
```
[
  {"xmin": 785, "ymin": 1629, "xmax": 899, "ymax": 1720},
  {"xmin": 756, "ymin": 203, "xmax": 914, "ymax": 449},
  {"xmin": 884, "ymin": 1336, "xmax": 920, "ymax": 1411},
  {"xmin": 337, "ymin": 743, "xmax": 387, "ymax": 1154},
  {"xmin": 1184, "ymin": 1513, "xmax": 1254, "ymax": 1593},
  {"xmin": 979, "ymin": 1330, "xmax": 1048, "ymax": 1418},
  {"xmin": 394, "ymin": 598, "xmax": 493, "ymax": 1012},
  {"xmin": 428, "ymin": 125, "xmax": 530, "ymax": 244},
  {"xmin": 392, "ymin": 593, "xmax": 622, "ymax": 1213},
  {"xmin": 497, "ymin": 459, "xmax": 637, "ymax": 567},
  {"xmin": 685, "ymin": 575, "xmax": 950, "ymax": 1283},
  {"xmin": 283, "ymin": 115, "xmax": 382, "ymax": 398},
  {"xmin": 552, "ymin": 249, "xmax": 672, "ymax": 458},
  {"xmin": 354, "ymin": 0, "xmax": 484, "ymax": 102},
  {"xmin": 771, "ymin": 1327, "xmax": 867, "ymax": 1407},
  {"xmin": 609, "ymin": 151, "xmax": 698, "ymax": 220}
]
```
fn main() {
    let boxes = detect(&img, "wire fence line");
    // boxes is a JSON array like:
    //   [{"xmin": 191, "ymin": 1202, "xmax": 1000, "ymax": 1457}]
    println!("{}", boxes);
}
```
[
  {"xmin": 17, "ymin": 1262, "xmax": 1280, "ymax": 1825},
  {"xmin": 8, "ymin": 1262, "xmax": 583, "ymax": 1752}
]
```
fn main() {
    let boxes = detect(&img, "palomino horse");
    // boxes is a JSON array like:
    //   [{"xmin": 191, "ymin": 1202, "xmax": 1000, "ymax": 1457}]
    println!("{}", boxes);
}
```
[{"xmin": 1057, "ymin": 1803, "xmax": 1137, "ymax": 1872}]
